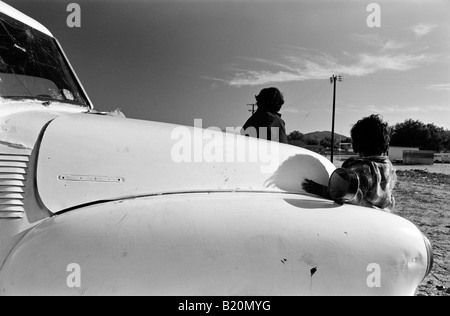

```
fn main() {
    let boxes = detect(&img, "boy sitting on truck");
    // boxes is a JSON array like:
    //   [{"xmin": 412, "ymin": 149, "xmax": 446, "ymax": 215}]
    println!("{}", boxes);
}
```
[{"xmin": 302, "ymin": 115, "xmax": 397, "ymax": 212}]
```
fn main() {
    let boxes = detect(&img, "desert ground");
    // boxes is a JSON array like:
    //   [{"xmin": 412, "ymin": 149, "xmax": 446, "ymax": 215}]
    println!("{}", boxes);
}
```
[
  {"xmin": 333, "ymin": 156, "xmax": 450, "ymax": 296},
  {"xmin": 395, "ymin": 167, "xmax": 450, "ymax": 296}
]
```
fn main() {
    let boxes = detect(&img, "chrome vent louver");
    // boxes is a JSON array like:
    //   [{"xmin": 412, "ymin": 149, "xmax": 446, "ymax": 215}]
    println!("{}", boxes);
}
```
[{"xmin": 0, "ymin": 149, "xmax": 31, "ymax": 219}]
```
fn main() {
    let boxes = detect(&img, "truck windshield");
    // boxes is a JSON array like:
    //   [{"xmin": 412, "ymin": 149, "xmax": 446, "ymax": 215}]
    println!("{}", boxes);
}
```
[{"xmin": 0, "ymin": 12, "xmax": 89, "ymax": 107}]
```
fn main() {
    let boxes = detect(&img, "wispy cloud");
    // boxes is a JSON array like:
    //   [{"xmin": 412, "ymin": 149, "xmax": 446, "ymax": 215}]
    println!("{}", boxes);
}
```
[
  {"xmin": 350, "ymin": 33, "xmax": 407, "ymax": 51},
  {"xmin": 213, "ymin": 50, "xmax": 436, "ymax": 87},
  {"xmin": 281, "ymin": 107, "xmax": 300, "ymax": 114},
  {"xmin": 428, "ymin": 105, "xmax": 450, "ymax": 112},
  {"xmin": 345, "ymin": 103, "xmax": 450, "ymax": 114},
  {"xmin": 427, "ymin": 83, "xmax": 450, "ymax": 91},
  {"xmin": 351, "ymin": 104, "xmax": 423, "ymax": 114},
  {"xmin": 411, "ymin": 23, "xmax": 437, "ymax": 38}
]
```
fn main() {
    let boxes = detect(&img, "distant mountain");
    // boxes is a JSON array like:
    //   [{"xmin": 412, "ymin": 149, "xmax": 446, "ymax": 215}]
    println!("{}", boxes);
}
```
[{"xmin": 304, "ymin": 131, "xmax": 350, "ymax": 141}]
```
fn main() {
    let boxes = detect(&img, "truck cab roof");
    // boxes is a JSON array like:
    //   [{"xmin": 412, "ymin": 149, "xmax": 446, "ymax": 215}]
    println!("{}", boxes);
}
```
[{"xmin": 0, "ymin": 1, "xmax": 52, "ymax": 37}]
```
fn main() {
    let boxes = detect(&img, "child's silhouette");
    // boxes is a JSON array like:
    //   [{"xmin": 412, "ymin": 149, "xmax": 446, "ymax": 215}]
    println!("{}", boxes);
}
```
[{"xmin": 303, "ymin": 115, "xmax": 397, "ymax": 212}]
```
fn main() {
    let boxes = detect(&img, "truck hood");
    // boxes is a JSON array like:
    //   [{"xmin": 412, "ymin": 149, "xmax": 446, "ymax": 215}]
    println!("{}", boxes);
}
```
[{"xmin": 36, "ymin": 114, "xmax": 335, "ymax": 213}]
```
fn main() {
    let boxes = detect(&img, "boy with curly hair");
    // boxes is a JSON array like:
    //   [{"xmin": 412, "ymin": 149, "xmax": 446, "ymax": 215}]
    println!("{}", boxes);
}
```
[{"xmin": 303, "ymin": 115, "xmax": 397, "ymax": 212}]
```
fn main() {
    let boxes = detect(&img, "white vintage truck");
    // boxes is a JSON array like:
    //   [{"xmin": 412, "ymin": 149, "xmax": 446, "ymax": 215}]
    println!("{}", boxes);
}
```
[{"xmin": 0, "ymin": 1, "xmax": 432, "ymax": 296}]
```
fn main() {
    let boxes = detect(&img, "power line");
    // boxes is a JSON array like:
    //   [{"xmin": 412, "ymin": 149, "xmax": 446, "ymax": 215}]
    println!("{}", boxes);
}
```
[
  {"xmin": 344, "ymin": 76, "xmax": 446, "ymax": 87},
  {"xmin": 288, "ymin": 80, "xmax": 330, "ymax": 106},
  {"xmin": 347, "ymin": 76, "xmax": 440, "ymax": 83},
  {"xmin": 297, "ymin": 85, "xmax": 331, "ymax": 125}
]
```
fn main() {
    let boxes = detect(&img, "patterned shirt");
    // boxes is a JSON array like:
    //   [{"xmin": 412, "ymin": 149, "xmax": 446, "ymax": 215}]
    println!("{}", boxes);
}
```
[{"xmin": 342, "ymin": 156, "xmax": 397, "ymax": 212}]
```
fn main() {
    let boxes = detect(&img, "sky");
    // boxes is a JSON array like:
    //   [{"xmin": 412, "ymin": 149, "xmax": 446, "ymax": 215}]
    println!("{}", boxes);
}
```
[{"xmin": 3, "ymin": 0, "xmax": 450, "ymax": 136}]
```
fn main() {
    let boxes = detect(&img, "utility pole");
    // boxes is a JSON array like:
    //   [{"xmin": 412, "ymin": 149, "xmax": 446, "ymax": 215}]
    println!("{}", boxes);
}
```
[
  {"xmin": 247, "ymin": 103, "xmax": 256, "ymax": 115},
  {"xmin": 330, "ymin": 75, "xmax": 342, "ymax": 163}
]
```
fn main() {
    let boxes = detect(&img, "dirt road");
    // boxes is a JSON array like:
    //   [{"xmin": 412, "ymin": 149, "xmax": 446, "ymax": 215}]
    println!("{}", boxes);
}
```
[{"xmin": 395, "ymin": 169, "xmax": 450, "ymax": 296}]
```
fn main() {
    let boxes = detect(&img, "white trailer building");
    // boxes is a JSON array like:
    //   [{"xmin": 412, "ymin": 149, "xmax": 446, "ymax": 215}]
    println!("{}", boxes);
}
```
[{"xmin": 388, "ymin": 146, "xmax": 419, "ymax": 163}]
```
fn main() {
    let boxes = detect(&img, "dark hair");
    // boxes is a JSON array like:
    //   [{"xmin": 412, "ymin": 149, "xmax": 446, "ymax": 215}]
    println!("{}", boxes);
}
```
[
  {"xmin": 351, "ymin": 114, "xmax": 390, "ymax": 156},
  {"xmin": 255, "ymin": 87, "xmax": 284, "ymax": 112}
]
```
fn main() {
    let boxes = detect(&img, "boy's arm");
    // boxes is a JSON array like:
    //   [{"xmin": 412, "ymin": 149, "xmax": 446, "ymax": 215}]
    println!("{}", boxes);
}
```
[{"xmin": 302, "ymin": 179, "xmax": 331, "ymax": 199}]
